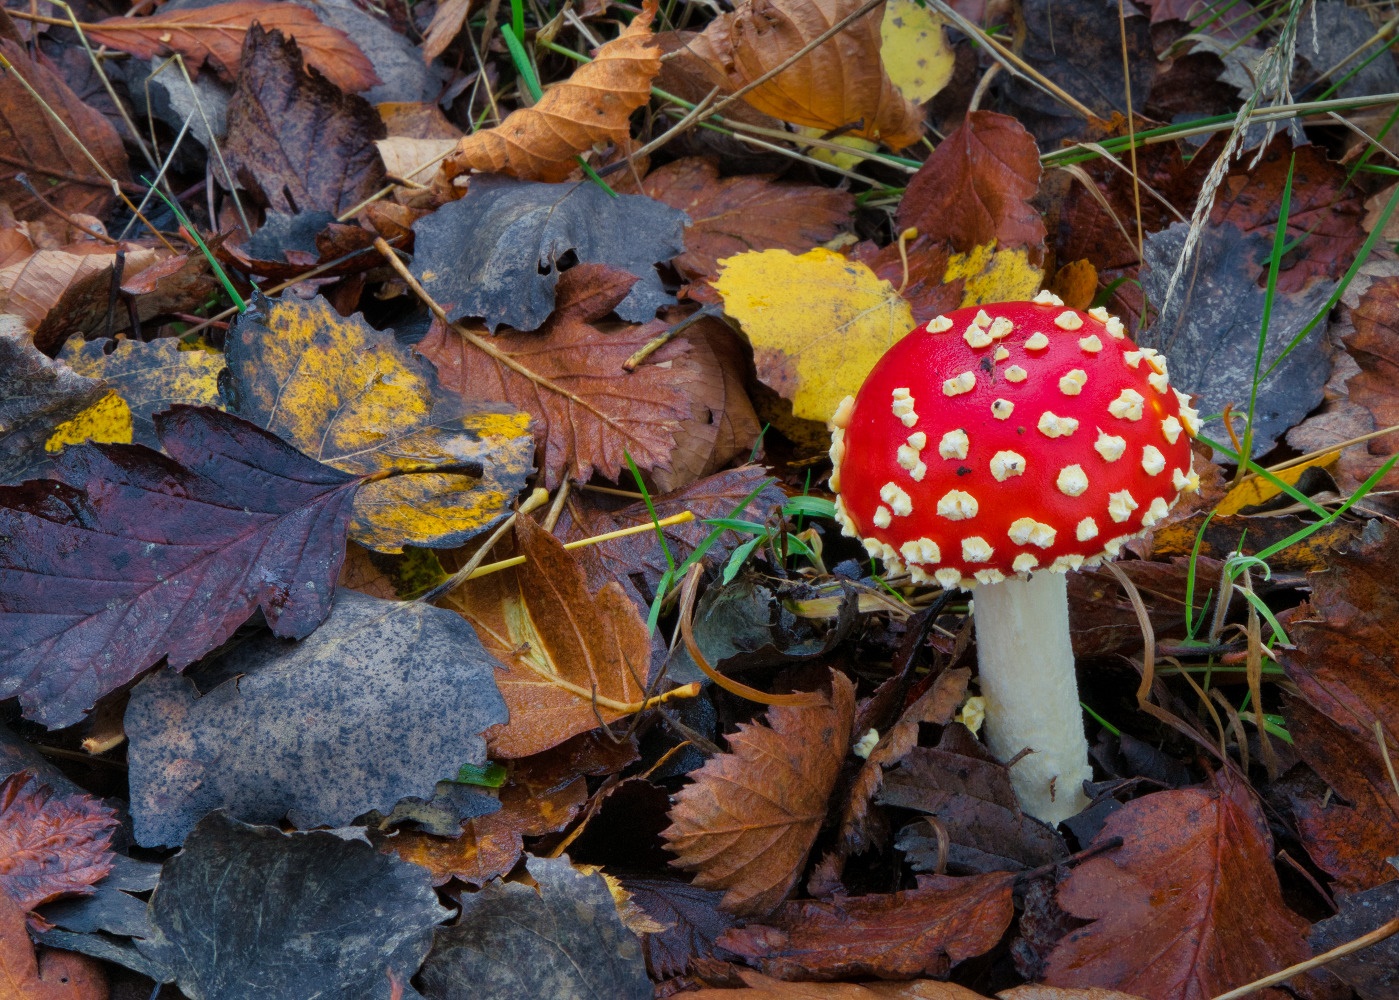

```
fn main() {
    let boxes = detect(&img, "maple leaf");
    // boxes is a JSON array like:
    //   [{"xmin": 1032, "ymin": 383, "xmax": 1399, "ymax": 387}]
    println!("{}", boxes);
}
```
[
  {"xmin": 419, "ymin": 264, "xmax": 698, "ymax": 487},
  {"xmin": 682, "ymin": 0, "xmax": 923, "ymax": 150},
  {"xmin": 0, "ymin": 772, "xmax": 117, "ymax": 911},
  {"xmin": 663, "ymin": 671, "xmax": 855, "ymax": 916},
  {"xmin": 0, "ymin": 888, "xmax": 108, "ymax": 1000},
  {"xmin": 0, "ymin": 39, "xmax": 130, "ymax": 222},
  {"xmin": 85, "ymin": 0, "xmax": 378, "ymax": 94},
  {"xmin": 0, "ymin": 406, "xmax": 357, "ymax": 729},
  {"xmin": 639, "ymin": 157, "xmax": 854, "ymax": 283},
  {"xmin": 0, "ymin": 332, "xmax": 104, "ymax": 486},
  {"xmin": 443, "ymin": 0, "xmax": 661, "ymax": 184},
  {"xmin": 897, "ymin": 112, "xmax": 1046, "ymax": 254},
  {"xmin": 446, "ymin": 514, "xmax": 666, "ymax": 758},
  {"xmin": 719, "ymin": 872, "xmax": 1015, "ymax": 979},
  {"xmin": 223, "ymin": 26, "xmax": 386, "ymax": 216},
  {"xmin": 1045, "ymin": 771, "xmax": 1311, "ymax": 1000}
]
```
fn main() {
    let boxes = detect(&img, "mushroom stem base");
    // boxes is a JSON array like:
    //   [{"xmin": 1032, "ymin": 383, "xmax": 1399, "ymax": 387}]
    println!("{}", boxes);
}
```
[{"xmin": 973, "ymin": 572, "xmax": 1092, "ymax": 825}]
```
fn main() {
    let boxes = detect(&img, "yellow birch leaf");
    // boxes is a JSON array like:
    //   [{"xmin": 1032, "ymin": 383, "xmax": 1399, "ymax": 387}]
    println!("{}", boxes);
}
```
[
  {"xmin": 944, "ymin": 244, "xmax": 1045, "ymax": 306},
  {"xmin": 880, "ymin": 0, "xmax": 955, "ymax": 105},
  {"xmin": 714, "ymin": 247, "xmax": 915, "ymax": 430},
  {"xmin": 45, "ymin": 391, "xmax": 131, "ymax": 451},
  {"xmin": 1216, "ymin": 451, "xmax": 1341, "ymax": 516}
]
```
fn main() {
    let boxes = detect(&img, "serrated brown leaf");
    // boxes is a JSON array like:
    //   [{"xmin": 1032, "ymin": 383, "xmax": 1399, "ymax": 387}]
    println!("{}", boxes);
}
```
[
  {"xmin": 0, "ymin": 888, "xmax": 107, "ymax": 1000},
  {"xmin": 897, "ymin": 112, "xmax": 1044, "ymax": 253},
  {"xmin": 1045, "ymin": 772, "xmax": 1311, "ymax": 999},
  {"xmin": 0, "ymin": 773, "xmax": 116, "ymax": 911},
  {"xmin": 663, "ymin": 671, "xmax": 855, "ymax": 916},
  {"xmin": 223, "ymin": 25, "xmax": 386, "ymax": 216},
  {"xmin": 684, "ymin": 0, "xmax": 922, "ymax": 150},
  {"xmin": 419, "ymin": 263, "xmax": 699, "ymax": 487},
  {"xmin": 640, "ymin": 158, "xmax": 854, "ymax": 282},
  {"xmin": 0, "ymin": 39, "xmax": 130, "ymax": 222},
  {"xmin": 718, "ymin": 871, "xmax": 1015, "ymax": 980},
  {"xmin": 445, "ymin": 514, "xmax": 656, "ymax": 758},
  {"xmin": 442, "ymin": 0, "xmax": 661, "ymax": 183},
  {"xmin": 85, "ymin": 0, "xmax": 377, "ymax": 94}
]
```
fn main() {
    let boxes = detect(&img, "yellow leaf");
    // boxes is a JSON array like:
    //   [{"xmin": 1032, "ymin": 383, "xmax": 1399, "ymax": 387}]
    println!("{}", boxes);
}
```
[
  {"xmin": 944, "ymin": 244, "xmax": 1045, "ymax": 306},
  {"xmin": 224, "ymin": 295, "xmax": 535, "ymax": 553},
  {"xmin": 1216, "ymin": 452, "xmax": 1341, "ymax": 516},
  {"xmin": 794, "ymin": 127, "xmax": 879, "ymax": 170},
  {"xmin": 45, "ymin": 390, "xmax": 131, "ymax": 451},
  {"xmin": 880, "ymin": 0, "xmax": 955, "ymax": 104},
  {"xmin": 714, "ymin": 247, "xmax": 915, "ymax": 429}
]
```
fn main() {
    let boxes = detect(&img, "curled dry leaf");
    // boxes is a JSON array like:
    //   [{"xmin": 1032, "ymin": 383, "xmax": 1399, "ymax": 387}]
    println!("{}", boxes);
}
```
[
  {"xmin": 0, "ymin": 246, "xmax": 160, "ymax": 347},
  {"xmin": 663, "ymin": 671, "xmax": 855, "ymax": 916},
  {"xmin": 0, "ymin": 39, "xmax": 130, "ymax": 222},
  {"xmin": 85, "ymin": 0, "xmax": 378, "ymax": 94},
  {"xmin": 684, "ymin": 0, "xmax": 923, "ymax": 150},
  {"xmin": 442, "ymin": 0, "xmax": 661, "ymax": 183},
  {"xmin": 0, "ymin": 772, "xmax": 117, "ymax": 911}
]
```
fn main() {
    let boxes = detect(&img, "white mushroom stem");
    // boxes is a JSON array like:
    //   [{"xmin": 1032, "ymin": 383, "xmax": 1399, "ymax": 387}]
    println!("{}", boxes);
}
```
[{"xmin": 972, "ymin": 571, "xmax": 1092, "ymax": 825}]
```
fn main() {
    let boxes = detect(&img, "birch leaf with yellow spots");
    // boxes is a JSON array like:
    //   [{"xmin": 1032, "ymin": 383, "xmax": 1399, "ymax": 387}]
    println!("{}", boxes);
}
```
[
  {"xmin": 880, "ymin": 0, "xmax": 956, "ymax": 104},
  {"xmin": 54, "ymin": 337, "xmax": 225, "ymax": 450},
  {"xmin": 714, "ymin": 248, "xmax": 915, "ymax": 435},
  {"xmin": 222, "ymin": 294, "xmax": 533, "ymax": 553},
  {"xmin": 947, "ymin": 244, "xmax": 1045, "ymax": 306}
]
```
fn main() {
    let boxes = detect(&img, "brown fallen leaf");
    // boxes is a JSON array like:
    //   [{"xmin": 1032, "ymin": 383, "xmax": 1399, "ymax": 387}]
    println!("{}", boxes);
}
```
[
  {"xmin": 1045, "ymin": 771, "xmax": 1311, "ymax": 998},
  {"xmin": 85, "ymin": 0, "xmax": 378, "ymax": 94},
  {"xmin": 223, "ymin": 26, "xmax": 386, "ymax": 216},
  {"xmin": 0, "ymin": 772, "xmax": 117, "ymax": 911},
  {"xmin": 421, "ymin": 0, "xmax": 474, "ymax": 63},
  {"xmin": 897, "ymin": 111, "xmax": 1045, "ymax": 254},
  {"xmin": 683, "ymin": 0, "xmax": 923, "ymax": 150},
  {"xmin": 419, "ymin": 263, "xmax": 700, "ymax": 488},
  {"xmin": 720, "ymin": 871, "xmax": 1015, "ymax": 980},
  {"xmin": 1340, "ymin": 275, "xmax": 1399, "ymax": 489},
  {"xmin": 640, "ymin": 157, "xmax": 854, "ymax": 283},
  {"xmin": 442, "ymin": 0, "xmax": 661, "ymax": 183},
  {"xmin": 688, "ymin": 970, "xmax": 988, "ymax": 998},
  {"xmin": 446, "ymin": 515, "xmax": 666, "ymax": 758},
  {"xmin": 663, "ymin": 671, "xmax": 855, "ymax": 916},
  {"xmin": 0, "ymin": 888, "xmax": 107, "ymax": 1000},
  {"xmin": 0, "ymin": 38, "xmax": 130, "ymax": 222},
  {"xmin": 1001, "ymin": 988, "xmax": 1146, "ymax": 1000}
]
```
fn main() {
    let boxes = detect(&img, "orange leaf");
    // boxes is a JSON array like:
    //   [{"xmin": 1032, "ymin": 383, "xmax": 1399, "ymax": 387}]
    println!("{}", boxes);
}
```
[
  {"xmin": 663, "ymin": 672, "xmax": 855, "ymax": 915},
  {"xmin": 0, "ymin": 889, "xmax": 107, "ymax": 1000},
  {"xmin": 442, "ymin": 0, "xmax": 661, "ymax": 183},
  {"xmin": 86, "ymin": 0, "xmax": 378, "ymax": 94},
  {"xmin": 684, "ymin": 0, "xmax": 923, "ymax": 151}
]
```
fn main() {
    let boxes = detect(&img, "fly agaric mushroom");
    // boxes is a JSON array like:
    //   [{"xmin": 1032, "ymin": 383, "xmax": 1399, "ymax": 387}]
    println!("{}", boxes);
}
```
[{"xmin": 829, "ymin": 293, "xmax": 1200, "ymax": 824}]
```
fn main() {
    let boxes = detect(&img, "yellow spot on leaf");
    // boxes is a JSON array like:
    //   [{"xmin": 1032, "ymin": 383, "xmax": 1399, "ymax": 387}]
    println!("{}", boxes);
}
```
[
  {"xmin": 944, "ymin": 244, "xmax": 1045, "ymax": 306},
  {"xmin": 45, "ymin": 391, "xmax": 131, "ymax": 451}
]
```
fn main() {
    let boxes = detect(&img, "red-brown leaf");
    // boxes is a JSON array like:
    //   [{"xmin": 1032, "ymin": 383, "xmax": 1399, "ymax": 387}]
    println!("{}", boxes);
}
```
[
  {"xmin": 0, "ymin": 888, "xmax": 108, "ymax": 999},
  {"xmin": 662, "ymin": 672, "xmax": 855, "ymax": 916},
  {"xmin": 86, "ymin": 0, "xmax": 378, "ymax": 94},
  {"xmin": 718, "ymin": 872, "xmax": 1015, "ymax": 980},
  {"xmin": 0, "ymin": 772, "xmax": 116, "ymax": 911},
  {"xmin": 1045, "ymin": 772, "xmax": 1311, "ymax": 1000}
]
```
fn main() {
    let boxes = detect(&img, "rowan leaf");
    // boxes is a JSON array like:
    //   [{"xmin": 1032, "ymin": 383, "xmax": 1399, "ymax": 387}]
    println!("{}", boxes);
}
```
[
  {"xmin": 662, "ymin": 672, "xmax": 855, "ymax": 916},
  {"xmin": 714, "ymin": 247, "xmax": 915, "ymax": 427},
  {"xmin": 1045, "ymin": 772, "xmax": 1311, "ymax": 998},
  {"xmin": 223, "ymin": 294, "xmax": 534, "ymax": 552},
  {"xmin": 0, "ymin": 331, "xmax": 104, "ymax": 486},
  {"xmin": 442, "ymin": 0, "xmax": 661, "ymax": 183},
  {"xmin": 879, "ymin": 0, "xmax": 956, "ymax": 105},
  {"xmin": 684, "ymin": 0, "xmax": 923, "ymax": 150},
  {"xmin": 223, "ymin": 26, "xmax": 386, "ymax": 216},
  {"xmin": 85, "ymin": 0, "xmax": 378, "ymax": 94},
  {"xmin": 125, "ymin": 589, "xmax": 507, "ymax": 846},
  {"xmin": 640, "ymin": 157, "xmax": 854, "ymax": 283},
  {"xmin": 897, "ymin": 112, "xmax": 1045, "ymax": 253},
  {"xmin": 0, "ymin": 38, "xmax": 130, "ymax": 221},
  {"xmin": 418, "ymin": 264, "xmax": 697, "ymax": 487},
  {"xmin": 444, "ymin": 515, "xmax": 657, "ymax": 758},
  {"xmin": 0, "ymin": 772, "xmax": 117, "ymax": 911},
  {"xmin": 0, "ymin": 406, "xmax": 357, "ymax": 729},
  {"xmin": 409, "ymin": 175, "xmax": 686, "ymax": 332},
  {"xmin": 55, "ymin": 338, "xmax": 224, "ymax": 450},
  {"xmin": 718, "ymin": 872, "xmax": 1015, "ymax": 979}
]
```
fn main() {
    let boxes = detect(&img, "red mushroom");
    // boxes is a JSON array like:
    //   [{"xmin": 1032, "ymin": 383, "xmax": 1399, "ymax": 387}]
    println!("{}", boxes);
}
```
[{"xmin": 829, "ymin": 293, "xmax": 1200, "ymax": 824}]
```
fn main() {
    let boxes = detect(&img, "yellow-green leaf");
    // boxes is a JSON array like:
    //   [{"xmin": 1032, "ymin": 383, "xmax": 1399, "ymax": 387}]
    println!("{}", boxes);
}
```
[
  {"xmin": 880, "ymin": 0, "xmax": 955, "ymax": 105},
  {"xmin": 223, "ymin": 294, "xmax": 534, "ymax": 553},
  {"xmin": 714, "ymin": 247, "xmax": 915, "ymax": 429}
]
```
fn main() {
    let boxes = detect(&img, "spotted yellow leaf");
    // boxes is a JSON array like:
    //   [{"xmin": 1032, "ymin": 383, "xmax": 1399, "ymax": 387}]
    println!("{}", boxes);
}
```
[
  {"xmin": 946, "ymin": 244, "xmax": 1045, "ymax": 306},
  {"xmin": 45, "ymin": 390, "xmax": 131, "ymax": 451},
  {"xmin": 880, "ymin": 0, "xmax": 955, "ymax": 104},
  {"xmin": 222, "ymin": 294, "xmax": 534, "ymax": 553},
  {"xmin": 715, "ymin": 248, "xmax": 915, "ymax": 444}
]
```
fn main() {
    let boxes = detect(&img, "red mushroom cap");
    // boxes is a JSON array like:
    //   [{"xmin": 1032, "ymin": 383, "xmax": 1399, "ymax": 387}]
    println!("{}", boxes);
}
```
[{"xmin": 829, "ymin": 294, "xmax": 1200, "ymax": 589}]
